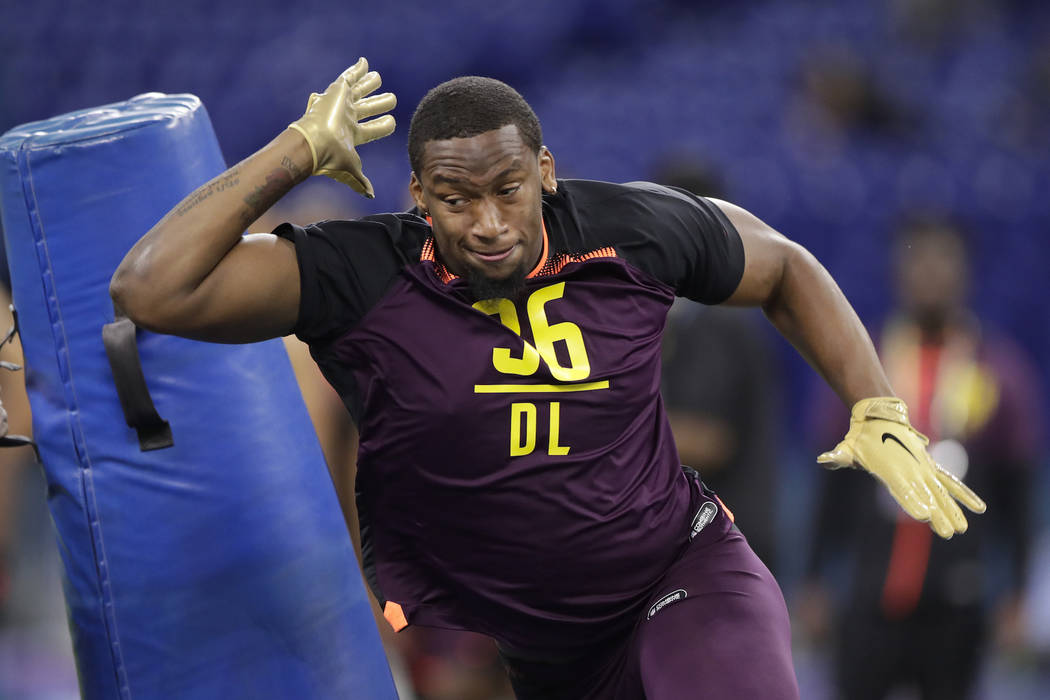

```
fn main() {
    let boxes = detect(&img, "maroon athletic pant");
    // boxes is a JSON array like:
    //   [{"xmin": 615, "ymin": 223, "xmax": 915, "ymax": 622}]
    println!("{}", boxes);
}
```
[{"xmin": 501, "ymin": 524, "xmax": 799, "ymax": 699}]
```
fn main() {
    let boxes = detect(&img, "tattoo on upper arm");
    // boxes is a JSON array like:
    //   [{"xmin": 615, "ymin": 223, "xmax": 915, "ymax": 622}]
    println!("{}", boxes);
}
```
[{"xmin": 174, "ymin": 169, "xmax": 241, "ymax": 217}]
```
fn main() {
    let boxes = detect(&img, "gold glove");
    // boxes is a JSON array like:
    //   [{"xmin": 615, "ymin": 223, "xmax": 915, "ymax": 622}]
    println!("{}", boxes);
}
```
[
  {"xmin": 818, "ymin": 397, "xmax": 986, "ymax": 539},
  {"xmin": 287, "ymin": 57, "xmax": 396, "ymax": 197}
]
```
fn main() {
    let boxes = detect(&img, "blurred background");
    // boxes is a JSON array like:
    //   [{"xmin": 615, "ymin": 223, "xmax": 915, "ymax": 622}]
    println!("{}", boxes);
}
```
[{"xmin": 1, "ymin": 0, "xmax": 1049, "ymax": 698}]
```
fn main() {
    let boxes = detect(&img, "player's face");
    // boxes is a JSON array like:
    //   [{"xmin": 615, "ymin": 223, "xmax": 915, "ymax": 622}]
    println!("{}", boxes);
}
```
[{"xmin": 410, "ymin": 124, "xmax": 556, "ymax": 298}]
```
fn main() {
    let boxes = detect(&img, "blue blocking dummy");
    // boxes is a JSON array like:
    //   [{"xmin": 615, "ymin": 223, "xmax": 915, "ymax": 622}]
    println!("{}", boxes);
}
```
[{"xmin": 0, "ymin": 95, "xmax": 397, "ymax": 699}]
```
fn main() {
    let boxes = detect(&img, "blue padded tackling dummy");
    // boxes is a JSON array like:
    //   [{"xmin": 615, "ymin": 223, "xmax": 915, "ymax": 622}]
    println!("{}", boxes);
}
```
[{"xmin": 0, "ymin": 95, "xmax": 397, "ymax": 699}]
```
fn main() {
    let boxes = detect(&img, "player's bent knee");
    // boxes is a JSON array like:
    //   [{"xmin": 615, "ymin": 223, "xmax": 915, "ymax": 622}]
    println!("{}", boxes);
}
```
[
  {"xmin": 635, "ymin": 544, "xmax": 799, "ymax": 700},
  {"xmin": 639, "ymin": 596, "xmax": 798, "ymax": 699}
]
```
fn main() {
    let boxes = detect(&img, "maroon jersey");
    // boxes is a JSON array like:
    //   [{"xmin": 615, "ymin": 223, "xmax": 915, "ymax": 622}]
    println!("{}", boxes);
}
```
[{"xmin": 276, "ymin": 179, "xmax": 744, "ymax": 652}]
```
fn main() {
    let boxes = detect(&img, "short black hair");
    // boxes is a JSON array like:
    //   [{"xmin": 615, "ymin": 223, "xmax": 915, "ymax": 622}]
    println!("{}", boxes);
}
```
[{"xmin": 408, "ymin": 76, "xmax": 543, "ymax": 175}]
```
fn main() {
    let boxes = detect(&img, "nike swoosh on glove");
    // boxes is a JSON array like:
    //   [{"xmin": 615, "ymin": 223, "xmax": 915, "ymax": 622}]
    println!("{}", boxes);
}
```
[{"xmin": 818, "ymin": 397, "xmax": 986, "ymax": 539}]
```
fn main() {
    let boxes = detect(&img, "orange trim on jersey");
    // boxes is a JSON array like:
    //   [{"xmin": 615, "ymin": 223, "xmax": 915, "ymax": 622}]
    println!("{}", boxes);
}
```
[
  {"xmin": 524, "ymin": 223, "xmax": 550, "ymax": 278},
  {"xmin": 383, "ymin": 601, "xmax": 408, "ymax": 632},
  {"xmin": 420, "ymin": 237, "xmax": 458, "ymax": 283},
  {"xmin": 715, "ymin": 495, "xmax": 735, "ymax": 523},
  {"xmin": 419, "ymin": 230, "xmax": 615, "ymax": 284},
  {"xmin": 418, "ymin": 221, "xmax": 557, "ymax": 284},
  {"xmin": 535, "ymin": 246, "xmax": 618, "ymax": 277}
]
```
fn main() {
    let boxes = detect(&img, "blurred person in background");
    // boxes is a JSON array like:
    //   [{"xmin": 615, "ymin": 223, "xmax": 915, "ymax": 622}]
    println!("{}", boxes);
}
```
[
  {"xmin": 0, "ymin": 288, "xmax": 28, "ymax": 623},
  {"xmin": 798, "ymin": 215, "xmax": 1044, "ymax": 700},
  {"xmin": 655, "ymin": 160, "xmax": 782, "ymax": 575},
  {"xmin": 0, "ymin": 269, "xmax": 79, "ymax": 697}
]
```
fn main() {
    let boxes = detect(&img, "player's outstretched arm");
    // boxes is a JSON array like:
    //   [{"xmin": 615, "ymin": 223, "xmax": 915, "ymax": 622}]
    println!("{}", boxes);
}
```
[
  {"xmin": 110, "ymin": 58, "xmax": 396, "ymax": 343},
  {"xmin": 712, "ymin": 199, "xmax": 985, "ymax": 538}
]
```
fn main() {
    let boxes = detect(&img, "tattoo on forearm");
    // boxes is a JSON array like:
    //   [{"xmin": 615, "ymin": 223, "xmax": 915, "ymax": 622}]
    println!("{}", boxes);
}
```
[
  {"xmin": 174, "ymin": 169, "xmax": 241, "ymax": 217},
  {"xmin": 281, "ymin": 155, "xmax": 304, "ymax": 180},
  {"xmin": 237, "ymin": 154, "xmax": 301, "ymax": 227},
  {"xmin": 241, "ymin": 166, "xmax": 295, "ymax": 223},
  {"xmin": 172, "ymin": 152, "xmax": 303, "ymax": 228}
]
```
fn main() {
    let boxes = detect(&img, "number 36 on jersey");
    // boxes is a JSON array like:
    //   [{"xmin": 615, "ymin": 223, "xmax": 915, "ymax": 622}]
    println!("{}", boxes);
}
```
[{"xmin": 472, "ymin": 282, "xmax": 609, "ymax": 458}]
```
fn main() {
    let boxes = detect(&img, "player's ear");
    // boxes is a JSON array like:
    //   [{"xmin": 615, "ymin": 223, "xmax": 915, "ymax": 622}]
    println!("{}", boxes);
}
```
[
  {"xmin": 409, "ymin": 172, "xmax": 427, "ymax": 212},
  {"xmin": 539, "ymin": 146, "xmax": 556, "ymax": 194}
]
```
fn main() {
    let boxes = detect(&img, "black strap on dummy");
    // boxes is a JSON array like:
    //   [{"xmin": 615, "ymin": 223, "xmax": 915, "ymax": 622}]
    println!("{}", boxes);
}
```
[{"xmin": 102, "ymin": 306, "xmax": 173, "ymax": 451}]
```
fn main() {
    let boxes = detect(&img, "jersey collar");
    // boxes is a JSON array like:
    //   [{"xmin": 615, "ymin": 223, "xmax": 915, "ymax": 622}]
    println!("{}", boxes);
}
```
[{"xmin": 421, "ymin": 217, "xmax": 550, "ymax": 284}]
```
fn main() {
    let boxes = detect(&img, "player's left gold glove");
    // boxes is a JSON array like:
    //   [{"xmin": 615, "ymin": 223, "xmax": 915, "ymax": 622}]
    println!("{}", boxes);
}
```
[
  {"xmin": 287, "ymin": 57, "xmax": 396, "ymax": 198},
  {"xmin": 817, "ymin": 397, "xmax": 986, "ymax": 539}
]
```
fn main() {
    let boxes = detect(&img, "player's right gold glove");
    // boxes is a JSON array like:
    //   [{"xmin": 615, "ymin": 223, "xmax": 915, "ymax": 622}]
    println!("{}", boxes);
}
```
[
  {"xmin": 287, "ymin": 57, "xmax": 396, "ymax": 198},
  {"xmin": 817, "ymin": 397, "xmax": 986, "ymax": 539}
]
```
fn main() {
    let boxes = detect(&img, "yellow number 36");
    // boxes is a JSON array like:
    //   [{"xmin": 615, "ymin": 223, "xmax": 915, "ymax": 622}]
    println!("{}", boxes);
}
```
[{"xmin": 472, "ymin": 282, "xmax": 591, "ymax": 382}]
